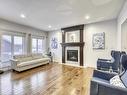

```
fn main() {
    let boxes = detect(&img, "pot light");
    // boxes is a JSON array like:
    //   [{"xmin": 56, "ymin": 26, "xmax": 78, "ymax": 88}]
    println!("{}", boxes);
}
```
[
  {"xmin": 20, "ymin": 14, "xmax": 26, "ymax": 18},
  {"xmin": 48, "ymin": 25, "xmax": 52, "ymax": 28},
  {"xmin": 85, "ymin": 15, "xmax": 90, "ymax": 19}
]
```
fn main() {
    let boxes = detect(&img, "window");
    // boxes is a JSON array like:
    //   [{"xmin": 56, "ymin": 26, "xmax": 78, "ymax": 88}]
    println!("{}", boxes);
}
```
[
  {"xmin": 32, "ymin": 38, "xmax": 43, "ymax": 53},
  {"xmin": 1, "ymin": 35, "xmax": 25, "ymax": 63},
  {"xmin": 1, "ymin": 35, "xmax": 12, "ymax": 62},
  {"xmin": 14, "ymin": 36, "xmax": 24, "ymax": 55},
  {"xmin": 32, "ymin": 38, "xmax": 37, "ymax": 53},
  {"xmin": 38, "ymin": 39, "xmax": 43, "ymax": 52}
]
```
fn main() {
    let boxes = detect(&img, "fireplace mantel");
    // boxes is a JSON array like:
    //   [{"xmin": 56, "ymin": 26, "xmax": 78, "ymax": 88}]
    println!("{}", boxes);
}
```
[
  {"xmin": 61, "ymin": 24, "xmax": 84, "ymax": 66},
  {"xmin": 60, "ymin": 42, "xmax": 84, "ymax": 47}
]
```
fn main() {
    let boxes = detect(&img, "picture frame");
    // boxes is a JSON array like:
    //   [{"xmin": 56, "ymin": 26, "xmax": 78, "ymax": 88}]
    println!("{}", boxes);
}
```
[
  {"xmin": 92, "ymin": 32, "xmax": 105, "ymax": 49},
  {"xmin": 51, "ymin": 37, "xmax": 58, "ymax": 49}
]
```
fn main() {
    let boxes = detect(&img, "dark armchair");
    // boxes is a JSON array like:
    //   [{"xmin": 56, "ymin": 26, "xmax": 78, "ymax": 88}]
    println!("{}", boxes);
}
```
[
  {"xmin": 119, "ymin": 51, "xmax": 126, "ymax": 73},
  {"xmin": 97, "ymin": 50, "xmax": 121, "ymax": 73},
  {"xmin": 90, "ymin": 54, "xmax": 127, "ymax": 95}
]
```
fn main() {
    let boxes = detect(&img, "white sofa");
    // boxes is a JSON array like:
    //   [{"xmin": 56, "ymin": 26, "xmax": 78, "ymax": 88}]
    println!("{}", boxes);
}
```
[{"xmin": 11, "ymin": 53, "xmax": 50, "ymax": 72}]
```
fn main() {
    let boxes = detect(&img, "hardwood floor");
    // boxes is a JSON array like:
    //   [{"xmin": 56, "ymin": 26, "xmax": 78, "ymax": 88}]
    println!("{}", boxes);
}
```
[{"xmin": 0, "ymin": 63, "xmax": 94, "ymax": 95}]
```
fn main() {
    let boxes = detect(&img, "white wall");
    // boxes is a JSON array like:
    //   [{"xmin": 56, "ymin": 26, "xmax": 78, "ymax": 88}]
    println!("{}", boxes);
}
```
[
  {"xmin": 121, "ymin": 20, "xmax": 127, "ymax": 52},
  {"xmin": 85, "ymin": 19, "xmax": 117, "ymax": 68},
  {"xmin": 0, "ymin": 19, "xmax": 47, "ymax": 35},
  {"xmin": 0, "ymin": 18, "xmax": 48, "ymax": 54},
  {"xmin": 117, "ymin": 0, "xmax": 127, "ymax": 50},
  {"xmin": 48, "ymin": 19, "xmax": 117, "ymax": 68}
]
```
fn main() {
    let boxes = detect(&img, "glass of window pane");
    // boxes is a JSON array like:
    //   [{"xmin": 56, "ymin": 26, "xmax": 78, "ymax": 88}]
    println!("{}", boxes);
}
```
[
  {"xmin": 14, "ymin": 36, "xmax": 23, "ymax": 55},
  {"xmin": 38, "ymin": 39, "xmax": 43, "ymax": 53},
  {"xmin": 32, "ymin": 38, "xmax": 37, "ymax": 53},
  {"xmin": 1, "ymin": 35, "xmax": 12, "ymax": 63}
]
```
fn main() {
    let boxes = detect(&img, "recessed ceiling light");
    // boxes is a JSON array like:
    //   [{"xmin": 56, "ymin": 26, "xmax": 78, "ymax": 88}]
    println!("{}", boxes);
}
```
[
  {"xmin": 20, "ymin": 14, "xmax": 26, "ymax": 18},
  {"xmin": 48, "ymin": 25, "xmax": 52, "ymax": 28},
  {"xmin": 85, "ymin": 15, "xmax": 90, "ymax": 19}
]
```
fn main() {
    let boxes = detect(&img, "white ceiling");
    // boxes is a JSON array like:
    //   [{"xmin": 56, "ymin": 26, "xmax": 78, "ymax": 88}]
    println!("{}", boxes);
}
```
[{"xmin": 0, "ymin": 0, "xmax": 125, "ymax": 31}]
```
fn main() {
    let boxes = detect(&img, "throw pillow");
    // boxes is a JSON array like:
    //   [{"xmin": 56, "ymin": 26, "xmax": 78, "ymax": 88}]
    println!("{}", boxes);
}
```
[
  {"xmin": 110, "ymin": 75, "xmax": 126, "ymax": 88},
  {"xmin": 120, "ymin": 71, "xmax": 127, "ymax": 88}
]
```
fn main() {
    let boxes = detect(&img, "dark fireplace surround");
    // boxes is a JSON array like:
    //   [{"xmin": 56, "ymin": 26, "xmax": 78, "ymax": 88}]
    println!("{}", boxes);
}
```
[{"xmin": 61, "ymin": 24, "xmax": 84, "ymax": 66}]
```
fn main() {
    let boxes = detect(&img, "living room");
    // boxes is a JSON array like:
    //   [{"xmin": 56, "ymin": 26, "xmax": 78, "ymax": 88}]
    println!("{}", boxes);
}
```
[{"xmin": 0, "ymin": 0, "xmax": 127, "ymax": 95}]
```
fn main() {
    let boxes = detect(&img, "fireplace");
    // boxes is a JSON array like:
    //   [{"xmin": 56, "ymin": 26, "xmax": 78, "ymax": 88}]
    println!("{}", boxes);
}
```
[
  {"xmin": 67, "ymin": 50, "xmax": 78, "ymax": 62},
  {"xmin": 61, "ymin": 24, "xmax": 84, "ymax": 66}
]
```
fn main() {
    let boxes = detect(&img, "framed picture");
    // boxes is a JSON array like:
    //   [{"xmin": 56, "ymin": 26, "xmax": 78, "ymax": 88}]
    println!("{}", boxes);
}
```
[
  {"xmin": 65, "ymin": 30, "xmax": 80, "ymax": 43},
  {"xmin": 51, "ymin": 37, "xmax": 58, "ymax": 49},
  {"xmin": 92, "ymin": 32, "xmax": 105, "ymax": 49}
]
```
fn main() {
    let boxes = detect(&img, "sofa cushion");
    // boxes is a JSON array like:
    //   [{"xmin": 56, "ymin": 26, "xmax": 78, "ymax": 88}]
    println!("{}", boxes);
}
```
[
  {"xmin": 14, "ymin": 54, "xmax": 31, "ymax": 59},
  {"xmin": 32, "ymin": 53, "xmax": 43, "ymax": 59},
  {"xmin": 17, "ymin": 58, "xmax": 50, "ymax": 67},
  {"xmin": 110, "ymin": 75, "xmax": 126, "ymax": 88},
  {"xmin": 17, "ymin": 56, "xmax": 33, "ymax": 62},
  {"xmin": 121, "ymin": 71, "xmax": 127, "ymax": 88},
  {"xmin": 13, "ymin": 54, "xmax": 33, "ymax": 62},
  {"xmin": 93, "ymin": 77, "xmax": 109, "ymax": 84}
]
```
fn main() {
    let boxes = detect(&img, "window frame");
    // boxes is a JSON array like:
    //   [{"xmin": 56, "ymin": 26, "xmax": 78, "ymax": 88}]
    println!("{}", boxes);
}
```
[
  {"xmin": 32, "ymin": 37, "xmax": 43, "ymax": 53},
  {"xmin": 1, "ymin": 32, "xmax": 25, "ymax": 63},
  {"xmin": 14, "ymin": 35, "xmax": 25, "ymax": 55}
]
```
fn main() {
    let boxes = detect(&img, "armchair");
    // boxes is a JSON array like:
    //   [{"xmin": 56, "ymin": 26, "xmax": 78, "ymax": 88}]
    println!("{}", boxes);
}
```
[
  {"xmin": 119, "ymin": 51, "xmax": 126, "ymax": 73},
  {"xmin": 97, "ymin": 50, "xmax": 121, "ymax": 73},
  {"xmin": 90, "ymin": 54, "xmax": 127, "ymax": 95}
]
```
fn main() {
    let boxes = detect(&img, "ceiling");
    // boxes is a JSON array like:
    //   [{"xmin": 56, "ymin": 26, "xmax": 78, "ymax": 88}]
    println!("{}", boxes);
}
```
[{"xmin": 0, "ymin": 0, "xmax": 125, "ymax": 31}]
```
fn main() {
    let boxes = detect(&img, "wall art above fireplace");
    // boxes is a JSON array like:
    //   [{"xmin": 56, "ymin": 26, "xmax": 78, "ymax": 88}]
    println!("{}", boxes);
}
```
[{"xmin": 65, "ymin": 30, "xmax": 80, "ymax": 43}]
